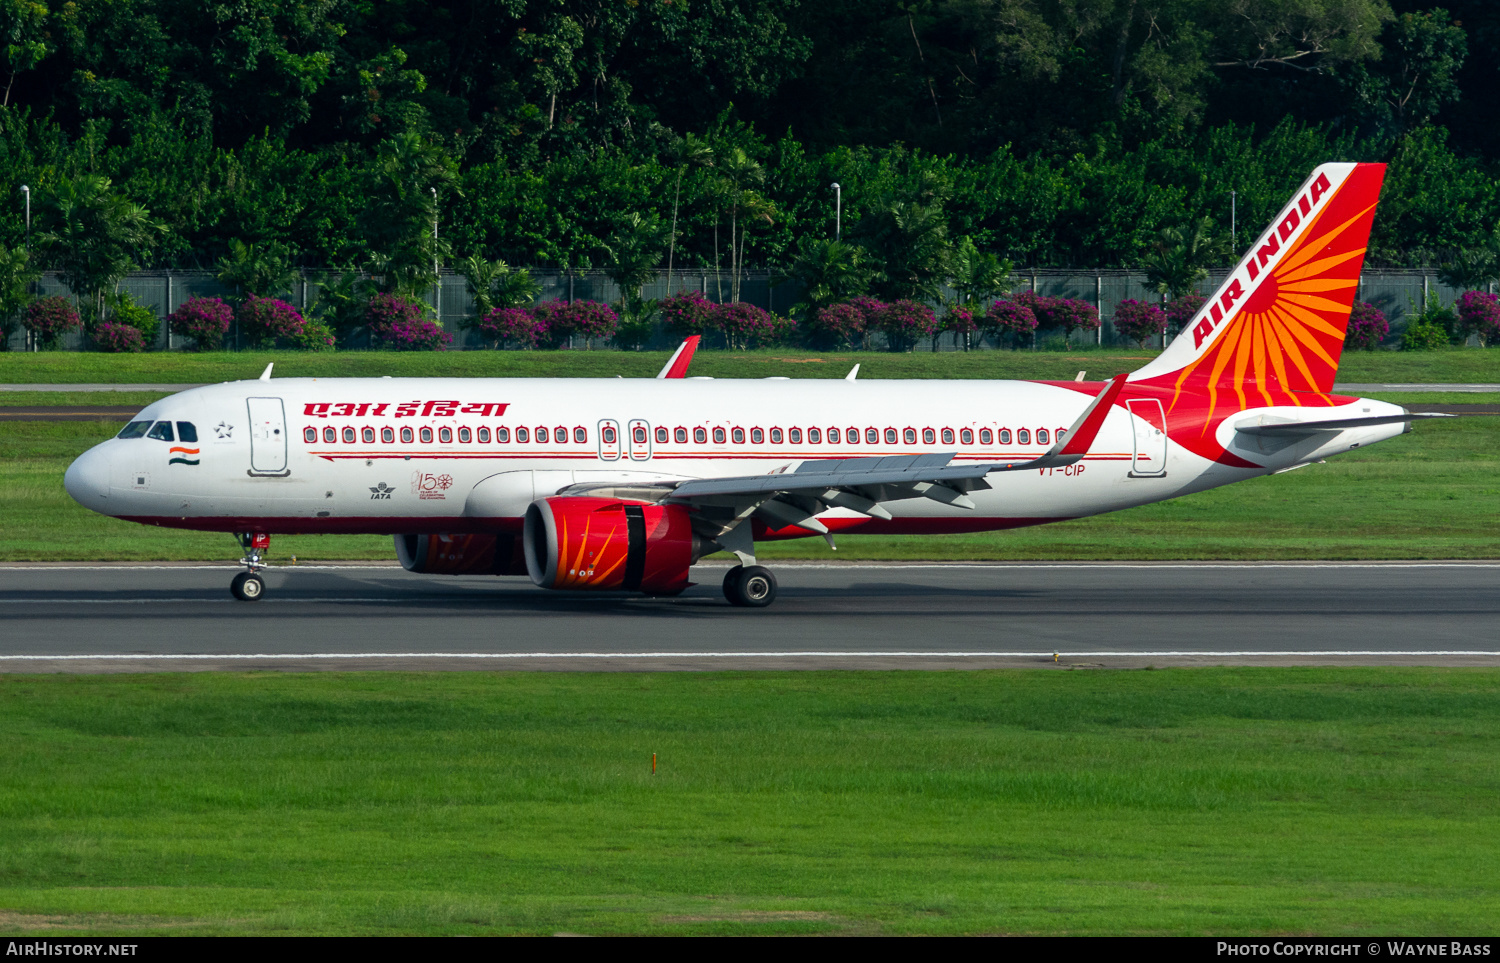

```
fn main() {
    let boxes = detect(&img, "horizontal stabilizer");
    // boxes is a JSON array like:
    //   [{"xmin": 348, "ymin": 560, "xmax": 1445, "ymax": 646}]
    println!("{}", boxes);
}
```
[{"xmin": 1234, "ymin": 412, "xmax": 1453, "ymax": 435}]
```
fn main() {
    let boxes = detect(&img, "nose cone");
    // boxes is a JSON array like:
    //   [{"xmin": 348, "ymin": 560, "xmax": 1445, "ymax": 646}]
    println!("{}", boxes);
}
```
[{"xmin": 65, "ymin": 443, "xmax": 113, "ymax": 514}]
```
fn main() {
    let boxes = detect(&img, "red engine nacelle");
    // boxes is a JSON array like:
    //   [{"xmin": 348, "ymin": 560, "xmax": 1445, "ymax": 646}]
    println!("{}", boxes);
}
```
[
  {"xmin": 394, "ymin": 533, "xmax": 528, "ymax": 576},
  {"xmin": 524, "ymin": 497, "xmax": 700, "ymax": 595}
]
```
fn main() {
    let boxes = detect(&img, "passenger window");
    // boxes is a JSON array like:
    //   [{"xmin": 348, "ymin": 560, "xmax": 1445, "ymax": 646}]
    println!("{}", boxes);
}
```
[
  {"xmin": 674, "ymin": 427, "xmax": 687, "ymax": 444},
  {"xmin": 693, "ymin": 427, "xmax": 707, "ymax": 444},
  {"xmin": 922, "ymin": 428, "xmax": 935, "ymax": 444},
  {"xmin": 599, "ymin": 426, "xmax": 612, "ymax": 444},
  {"xmin": 147, "ymin": 421, "xmax": 175, "ymax": 442},
  {"xmin": 382, "ymin": 427, "xmax": 395, "ymax": 443},
  {"xmin": 556, "ymin": 426, "xmax": 567, "ymax": 443},
  {"xmin": 118, "ymin": 421, "xmax": 151, "ymax": 439},
  {"xmin": 751, "ymin": 427, "xmax": 764, "ymax": 444},
  {"xmin": 828, "ymin": 427, "xmax": 840, "ymax": 443},
  {"xmin": 903, "ymin": 428, "xmax": 916, "ymax": 444},
  {"xmin": 847, "ymin": 428, "xmax": 860, "ymax": 444},
  {"xmin": 808, "ymin": 427, "xmax": 821, "ymax": 443},
  {"xmin": 770, "ymin": 428, "xmax": 783, "ymax": 444},
  {"xmin": 941, "ymin": 428, "xmax": 954, "ymax": 445},
  {"xmin": 979, "ymin": 428, "xmax": 992, "ymax": 445},
  {"xmin": 536, "ymin": 427, "xmax": 548, "ymax": 443},
  {"xmin": 713, "ymin": 427, "xmax": 726, "ymax": 444},
  {"xmin": 517, "ymin": 427, "xmax": 530, "ymax": 443},
  {"xmin": 960, "ymin": 428, "xmax": 974, "ymax": 444},
  {"xmin": 342, "ymin": 427, "xmax": 356, "ymax": 443},
  {"xmin": 999, "ymin": 428, "xmax": 1011, "ymax": 444},
  {"xmin": 789, "ymin": 428, "xmax": 802, "ymax": 444},
  {"xmin": 401, "ymin": 427, "xmax": 414, "ymax": 443},
  {"xmin": 656, "ymin": 427, "xmax": 669, "ymax": 443},
  {"xmin": 324, "ymin": 427, "xmax": 337, "ymax": 443},
  {"xmin": 1056, "ymin": 428, "xmax": 1067, "ymax": 441},
  {"xmin": 304, "ymin": 427, "xmax": 317, "ymax": 443},
  {"xmin": 884, "ymin": 428, "xmax": 897, "ymax": 444},
  {"xmin": 865, "ymin": 428, "xmax": 878, "ymax": 444},
  {"xmin": 1037, "ymin": 429, "xmax": 1049, "ymax": 444},
  {"xmin": 575, "ymin": 427, "xmax": 587, "ymax": 444},
  {"xmin": 633, "ymin": 426, "xmax": 647, "ymax": 443},
  {"xmin": 477, "ymin": 427, "xmax": 490, "ymax": 443},
  {"xmin": 732, "ymin": 427, "xmax": 745, "ymax": 444},
  {"xmin": 363, "ymin": 427, "xmax": 376, "ymax": 443},
  {"xmin": 495, "ymin": 427, "xmax": 509, "ymax": 443},
  {"xmin": 458, "ymin": 427, "xmax": 471, "ymax": 443},
  {"xmin": 176, "ymin": 422, "xmax": 198, "ymax": 442},
  {"xmin": 1018, "ymin": 428, "xmax": 1030, "ymax": 445},
  {"xmin": 419, "ymin": 427, "xmax": 433, "ymax": 443}
]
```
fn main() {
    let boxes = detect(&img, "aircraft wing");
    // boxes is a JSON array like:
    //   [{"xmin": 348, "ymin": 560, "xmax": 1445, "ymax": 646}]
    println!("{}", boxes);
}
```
[
  {"xmin": 655, "ymin": 336, "xmax": 701, "ymax": 378},
  {"xmin": 652, "ymin": 374, "xmax": 1128, "ymax": 543}
]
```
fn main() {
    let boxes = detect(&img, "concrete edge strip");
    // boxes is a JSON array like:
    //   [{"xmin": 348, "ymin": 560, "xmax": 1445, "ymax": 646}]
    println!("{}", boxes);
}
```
[{"xmin": 2, "ymin": 651, "xmax": 1499, "ymax": 661}]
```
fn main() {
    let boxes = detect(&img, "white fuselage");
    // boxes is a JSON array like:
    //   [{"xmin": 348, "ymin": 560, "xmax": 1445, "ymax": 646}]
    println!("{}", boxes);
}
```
[{"xmin": 64, "ymin": 377, "xmax": 1408, "ymax": 538}]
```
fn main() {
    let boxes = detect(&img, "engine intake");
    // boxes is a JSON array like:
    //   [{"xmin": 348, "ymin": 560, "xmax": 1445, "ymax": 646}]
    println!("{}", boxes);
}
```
[
  {"xmin": 394, "ymin": 533, "xmax": 527, "ymax": 576},
  {"xmin": 524, "ymin": 496, "xmax": 700, "ymax": 594}
]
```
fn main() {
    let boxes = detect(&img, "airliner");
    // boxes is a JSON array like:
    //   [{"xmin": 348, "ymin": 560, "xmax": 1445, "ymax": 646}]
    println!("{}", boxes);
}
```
[{"xmin": 65, "ymin": 162, "xmax": 1435, "ymax": 607}]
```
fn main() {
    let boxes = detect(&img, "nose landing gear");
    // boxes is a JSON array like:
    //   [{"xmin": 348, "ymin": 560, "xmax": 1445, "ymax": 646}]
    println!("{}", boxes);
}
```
[{"xmin": 232, "ymin": 532, "xmax": 270, "ymax": 601}]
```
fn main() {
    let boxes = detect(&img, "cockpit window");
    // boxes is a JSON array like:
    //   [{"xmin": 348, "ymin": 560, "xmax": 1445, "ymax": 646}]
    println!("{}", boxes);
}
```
[
  {"xmin": 146, "ymin": 421, "xmax": 175, "ymax": 442},
  {"xmin": 176, "ymin": 422, "xmax": 198, "ymax": 442},
  {"xmin": 118, "ymin": 421, "xmax": 151, "ymax": 439}
]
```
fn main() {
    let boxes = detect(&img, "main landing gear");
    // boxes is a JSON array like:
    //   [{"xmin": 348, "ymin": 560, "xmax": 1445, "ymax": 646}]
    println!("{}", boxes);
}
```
[
  {"xmin": 722, "ymin": 565, "xmax": 777, "ymax": 608},
  {"xmin": 231, "ymin": 532, "xmax": 270, "ymax": 601}
]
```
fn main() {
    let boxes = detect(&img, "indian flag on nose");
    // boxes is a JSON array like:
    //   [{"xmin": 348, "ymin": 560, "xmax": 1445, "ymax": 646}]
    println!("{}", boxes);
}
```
[{"xmin": 168, "ymin": 446, "xmax": 200, "ymax": 466}]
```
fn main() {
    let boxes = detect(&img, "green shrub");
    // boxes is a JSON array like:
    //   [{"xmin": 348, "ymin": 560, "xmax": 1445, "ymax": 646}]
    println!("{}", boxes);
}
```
[
  {"xmin": 106, "ymin": 291, "xmax": 160, "ymax": 347},
  {"xmin": 1401, "ymin": 319, "xmax": 1451, "ymax": 351}
]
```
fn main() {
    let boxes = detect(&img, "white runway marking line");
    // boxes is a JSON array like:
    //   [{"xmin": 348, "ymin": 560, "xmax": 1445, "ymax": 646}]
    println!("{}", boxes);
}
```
[
  {"xmin": 4, "ymin": 562, "xmax": 1500, "ymax": 572},
  {"xmin": 1, "ymin": 651, "xmax": 1498, "ymax": 661}
]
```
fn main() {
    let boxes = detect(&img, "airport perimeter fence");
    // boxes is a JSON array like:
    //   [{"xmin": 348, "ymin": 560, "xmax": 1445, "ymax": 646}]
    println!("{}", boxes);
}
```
[{"xmin": 5, "ymin": 267, "xmax": 1493, "ymax": 353}]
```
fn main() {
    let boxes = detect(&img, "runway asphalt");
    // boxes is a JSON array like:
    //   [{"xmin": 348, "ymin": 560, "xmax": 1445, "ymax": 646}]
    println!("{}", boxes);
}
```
[{"xmin": 2, "ymin": 562, "xmax": 1496, "ymax": 671}]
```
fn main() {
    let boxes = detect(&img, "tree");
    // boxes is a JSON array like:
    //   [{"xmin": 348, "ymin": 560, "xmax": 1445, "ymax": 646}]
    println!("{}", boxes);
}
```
[
  {"xmin": 1141, "ymin": 217, "xmax": 1227, "ymax": 300},
  {"xmin": 602, "ymin": 211, "xmax": 671, "ymax": 347},
  {"xmin": 215, "ymin": 239, "xmax": 297, "ymax": 298},
  {"xmin": 0, "ymin": 0, "xmax": 48, "ymax": 108},
  {"xmin": 0, "ymin": 242, "xmax": 37, "ymax": 348},
  {"xmin": 852, "ymin": 196, "xmax": 952, "ymax": 302},
  {"xmin": 1347, "ymin": 8, "xmax": 1468, "ymax": 135},
  {"xmin": 458, "ymin": 255, "xmax": 539, "ymax": 320},
  {"xmin": 665, "ymin": 134, "xmax": 714, "ymax": 296},
  {"xmin": 714, "ymin": 147, "xmax": 774, "ymax": 304},
  {"xmin": 1437, "ymin": 230, "xmax": 1500, "ymax": 294},
  {"xmin": 35, "ymin": 174, "xmax": 164, "ymax": 325},
  {"xmin": 781, "ymin": 238, "xmax": 879, "ymax": 321},
  {"xmin": 356, "ymin": 132, "xmax": 457, "ymax": 300}
]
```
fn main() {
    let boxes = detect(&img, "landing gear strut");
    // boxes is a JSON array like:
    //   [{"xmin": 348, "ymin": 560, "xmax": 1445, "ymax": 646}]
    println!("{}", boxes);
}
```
[
  {"xmin": 722, "ymin": 565, "xmax": 777, "ymax": 608},
  {"xmin": 232, "ymin": 532, "xmax": 270, "ymax": 601}
]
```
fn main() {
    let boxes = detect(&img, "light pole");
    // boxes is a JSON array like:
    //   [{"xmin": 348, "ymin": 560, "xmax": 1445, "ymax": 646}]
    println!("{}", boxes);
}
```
[
  {"xmin": 19, "ymin": 185, "xmax": 30, "ymax": 352},
  {"xmin": 831, "ymin": 182, "xmax": 841, "ymax": 241},
  {"xmin": 430, "ymin": 187, "xmax": 440, "ymax": 317},
  {"xmin": 1230, "ymin": 189, "xmax": 1236, "ymax": 255}
]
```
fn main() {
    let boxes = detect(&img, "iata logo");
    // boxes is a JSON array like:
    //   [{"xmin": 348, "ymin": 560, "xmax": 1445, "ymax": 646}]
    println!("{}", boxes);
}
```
[
  {"xmin": 411, "ymin": 472, "xmax": 453, "ymax": 500},
  {"xmin": 369, "ymin": 482, "xmax": 395, "ymax": 500}
]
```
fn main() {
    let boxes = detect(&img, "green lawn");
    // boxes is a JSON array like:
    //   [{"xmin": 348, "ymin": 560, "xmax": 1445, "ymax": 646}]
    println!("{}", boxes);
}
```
[
  {"xmin": 6, "ymin": 415, "xmax": 1498, "ymax": 562},
  {"xmin": 5, "ymin": 346, "xmax": 1500, "ymax": 384},
  {"xmin": 0, "ymin": 669, "xmax": 1496, "ymax": 935}
]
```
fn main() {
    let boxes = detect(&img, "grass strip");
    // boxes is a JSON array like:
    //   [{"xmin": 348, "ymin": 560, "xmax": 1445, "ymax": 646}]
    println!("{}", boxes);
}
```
[
  {"xmin": 0, "ymin": 669, "xmax": 1497, "ymax": 935},
  {"xmin": 5, "ymin": 417, "xmax": 1498, "ymax": 562},
  {"xmin": 6, "ymin": 347, "xmax": 1500, "ymax": 384}
]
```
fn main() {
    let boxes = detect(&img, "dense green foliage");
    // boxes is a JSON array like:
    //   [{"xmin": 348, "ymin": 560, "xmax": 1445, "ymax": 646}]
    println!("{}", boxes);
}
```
[
  {"xmin": 1, "ymin": 669, "xmax": 1499, "ymax": 934},
  {"xmin": 0, "ymin": 0, "xmax": 1495, "ymax": 288}
]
